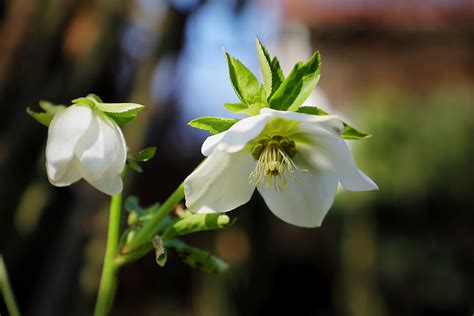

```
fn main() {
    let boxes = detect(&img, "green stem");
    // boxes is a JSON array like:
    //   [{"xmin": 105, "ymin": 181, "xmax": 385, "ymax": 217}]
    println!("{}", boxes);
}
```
[
  {"xmin": 123, "ymin": 182, "xmax": 184, "ymax": 254},
  {"xmin": 115, "ymin": 243, "xmax": 153, "ymax": 268},
  {"xmin": 0, "ymin": 255, "xmax": 20, "ymax": 316},
  {"xmin": 94, "ymin": 193, "xmax": 122, "ymax": 316}
]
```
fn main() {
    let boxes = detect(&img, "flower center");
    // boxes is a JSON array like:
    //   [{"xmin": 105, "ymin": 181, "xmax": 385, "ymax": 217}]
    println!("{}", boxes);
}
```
[{"xmin": 249, "ymin": 135, "xmax": 299, "ymax": 191}]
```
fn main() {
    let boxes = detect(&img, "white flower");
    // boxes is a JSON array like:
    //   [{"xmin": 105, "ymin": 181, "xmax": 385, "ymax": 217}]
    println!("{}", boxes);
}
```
[
  {"xmin": 184, "ymin": 108, "xmax": 378, "ymax": 227},
  {"xmin": 46, "ymin": 104, "xmax": 127, "ymax": 196}
]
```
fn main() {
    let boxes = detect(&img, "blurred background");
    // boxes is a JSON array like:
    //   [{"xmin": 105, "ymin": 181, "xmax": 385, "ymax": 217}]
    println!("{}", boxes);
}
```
[{"xmin": 0, "ymin": 0, "xmax": 473, "ymax": 315}]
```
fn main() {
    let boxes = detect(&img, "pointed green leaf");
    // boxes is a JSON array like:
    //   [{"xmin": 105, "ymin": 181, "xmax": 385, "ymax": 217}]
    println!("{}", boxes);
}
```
[
  {"xmin": 256, "ymin": 37, "xmax": 272, "ymax": 98},
  {"xmin": 255, "ymin": 37, "xmax": 284, "ymax": 99},
  {"xmin": 162, "ymin": 213, "xmax": 232, "ymax": 240},
  {"xmin": 97, "ymin": 102, "xmax": 144, "ymax": 125},
  {"xmin": 296, "ymin": 107, "xmax": 371, "ymax": 140},
  {"xmin": 166, "ymin": 239, "xmax": 228, "ymax": 273},
  {"xmin": 224, "ymin": 102, "xmax": 248, "ymax": 113},
  {"xmin": 296, "ymin": 106, "xmax": 328, "ymax": 115},
  {"xmin": 127, "ymin": 160, "xmax": 143, "ymax": 173},
  {"xmin": 224, "ymin": 102, "xmax": 262, "ymax": 116},
  {"xmin": 241, "ymin": 103, "xmax": 264, "ymax": 116},
  {"xmin": 342, "ymin": 124, "xmax": 371, "ymax": 140},
  {"xmin": 270, "ymin": 56, "xmax": 284, "ymax": 95},
  {"xmin": 27, "ymin": 101, "xmax": 66, "ymax": 127},
  {"xmin": 225, "ymin": 51, "xmax": 260, "ymax": 104},
  {"xmin": 26, "ymin": 108, "xmax": 54, "ymax": 127},
  {"xmin": 130, "ymin": 147, "xmax": 157, "ymax": 162},
  {"xmin": 39, "ymin": 101, "xmax": 66, "ymax": 114},
  {"xmin": 269, "ymin": 51, "xmax": 321, "ymax": 111},
  {"xmin": 188, "ymin": 116, "xmax": 240, "ymax": 134},
  {"xmin": 95, "ymin": 102, "xmax": 144, "ymax": 114}
]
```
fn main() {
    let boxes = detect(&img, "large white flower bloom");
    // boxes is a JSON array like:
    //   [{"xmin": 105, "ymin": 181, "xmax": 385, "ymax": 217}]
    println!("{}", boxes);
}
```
[
  {"xmin": 184, "ymin": 108, "xmax": 378, "ymax": 227},
  {"xmin": 46, "ymin": 104, "xmax": 127, "ymax": 196}
]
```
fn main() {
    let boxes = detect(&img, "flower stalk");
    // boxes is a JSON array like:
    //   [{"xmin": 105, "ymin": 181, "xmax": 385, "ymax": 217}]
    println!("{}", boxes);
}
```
[
  {"xmin": 122, "ymin": 182, "xmax": 185, "ymax": 254},
  {"xmin": 94, "ymin": 193, "xmax": 123, "ymax": 316},
  {"xmin": 0, "ymin": 255, "xmax": 20, "ymax": 316}
]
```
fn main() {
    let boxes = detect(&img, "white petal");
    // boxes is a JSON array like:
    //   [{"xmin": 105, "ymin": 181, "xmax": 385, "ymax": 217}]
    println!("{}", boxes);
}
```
[
  {"xmin": 202, "ymin": 132, "xmax": 226, "ymax": 156},
  {"xmin": 259, "ymin": 155, "xmax": 338, "ymax": 227},
  {"xmin": 75, "ymin": 113, "xmax": 123, "ymax": 175},
  {"xmin": 184, "ymin": 149, "xmax": 256, "ymax": 213},
  {"xmin": 107, "ymin": 119, "xmax": 127, "ymax": 174},
  {"xmin": 83, "ymin": 170, "xmax": 123, "ymax": 196},
  {"xmin": 46, "ymin": 105, "xmax": 93, "ymax": 180},
  {"xmin": 46, "ymin": 157, "xmax": 81, "ymax": 187},
  {"xmin": 300, "ymin": 124, "xmax": 378, "ymax": 191},
  {"xmin": 213, "ymin": 113, "xmax": 271, "ymax": 154},
  {"xmin": 260, "ymin": 108, "xmax": 344, "ymax": 136}
]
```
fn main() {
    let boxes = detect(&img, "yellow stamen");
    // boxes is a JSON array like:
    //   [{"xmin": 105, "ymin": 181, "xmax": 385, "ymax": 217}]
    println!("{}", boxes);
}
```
[{"xmin": 249, "ymin": 135, "xmax": 299, "ymax": 191}]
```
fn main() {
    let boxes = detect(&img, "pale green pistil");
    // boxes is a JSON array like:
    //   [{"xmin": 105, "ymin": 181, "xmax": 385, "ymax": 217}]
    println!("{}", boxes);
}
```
[{"xmin": 249, "ymin": 135, "xmax": 298, "ymax": 191}]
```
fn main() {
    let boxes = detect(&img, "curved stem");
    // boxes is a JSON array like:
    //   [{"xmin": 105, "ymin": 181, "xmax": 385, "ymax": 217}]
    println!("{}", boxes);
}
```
[
  {"xmin": 123, "ymin": 182, "xmax": 184, "ymax": 254},
  {"xmin": 0, "ymin": 255, "xmax": 21, "ymax": 316},
  {"xmin": 94, "ymin": 193, "xmax": 122, "ymax": 316}
]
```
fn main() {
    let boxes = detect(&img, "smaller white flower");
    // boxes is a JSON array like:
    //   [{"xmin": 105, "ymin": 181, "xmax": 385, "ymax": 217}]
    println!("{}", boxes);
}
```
[
  {"xmin": 46, "ymin": 104, "xmax": 127, "ymax": 196},
  {"xmin": 184, "ymin": 108, "xmax": 378, "ymax": 227}
]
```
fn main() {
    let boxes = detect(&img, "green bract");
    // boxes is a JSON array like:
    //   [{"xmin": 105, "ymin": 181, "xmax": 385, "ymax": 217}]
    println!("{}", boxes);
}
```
[
  {"xmin": 188, "ymin": 37, "xmax": 371, "ymax": 141},
  {"xmin": 164, "ymin": 239, "xmax": 228, "ymax": 273},
  {"xmin": 269, "ymin": 51, "xmax": 321, "ymax": 111},
  {"xmin": 27, "ymin": 94, "xmax": 145, "ymax": 126},
  {"xmin": 121, "ymin": 195, "xmax": 230, "ymax": 273},
  {"xmin": 73, "ymin": 94, "xmax": 144, "ymax": 125},
  {"xmin": 225, "ymin": 51, "xmax": 260, "ymax": 105},
  {"xmin": 27, "ymin": 101, "xmax": 66, "ymax": 126},
  {"xmin": 188, "ymin": 116, "xmax": 240, "ymax": 135},
  {"xmin": 126, "ymin": 147, "xmax": 157, "ymax": 173},
  {"xmin": 297, "ymin": 107, "xmax": 371, "ymax": 140},
  {"xmin": 256, "ymin": 37, "xmax": 284, "ymax": 99}
]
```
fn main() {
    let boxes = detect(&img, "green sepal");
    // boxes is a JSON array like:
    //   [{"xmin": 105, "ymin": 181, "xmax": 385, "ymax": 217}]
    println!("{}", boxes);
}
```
[
  {"xmin": 165, "ymin": 239, "xmax": 228, "ymax": 273},
  {"xmin": 188, "ymin": 116, "xmax": 240, "ymax": 134},
  {"xmin": 269, "ymin": 51, "xmax": 321, "ymax": 111},
  {"xmin": 27, "ymin": 101, "xmax": 66, "ymax": 127},
  {"xmin": 255, "ymin": 37, "xmax": 284, "ymax": 99},
  {"xmin": 225, "ymin": 51, "xmax": 260, "ymax": 104},
  {"xmin": 162, "ymin": 213, "xmax": 233, "ymax": 240},
  {"xmin": 296, "ymin": 106, "xmax": 371, "ymax": 140}
]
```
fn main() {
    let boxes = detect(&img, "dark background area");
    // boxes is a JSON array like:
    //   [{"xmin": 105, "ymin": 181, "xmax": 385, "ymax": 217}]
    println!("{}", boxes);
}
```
[{"xmin": 0, "ymin": 0, "xmax": 473, "ymax": 315}]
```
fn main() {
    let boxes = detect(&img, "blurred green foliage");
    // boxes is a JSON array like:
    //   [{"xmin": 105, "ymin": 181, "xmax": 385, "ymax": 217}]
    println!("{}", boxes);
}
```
[{"xmin": 333, "ymin": 87, "xmax": 474, "ymax": 315}]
